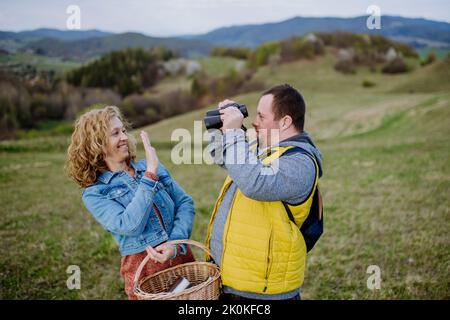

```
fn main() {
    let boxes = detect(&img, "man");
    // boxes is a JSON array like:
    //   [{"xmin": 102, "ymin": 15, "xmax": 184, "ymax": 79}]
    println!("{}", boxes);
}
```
[{"xmin": 205, "ymin": 84, "xmax": 323, "ymax": 300}]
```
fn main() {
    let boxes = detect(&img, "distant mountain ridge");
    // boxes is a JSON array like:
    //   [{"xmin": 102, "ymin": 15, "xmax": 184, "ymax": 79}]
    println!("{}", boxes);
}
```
[
  {"xmin": 0, "ymin": 28, "xmax": 112, "ymax": 41},
  {"xmin": 1, "ymin": 15, "xmax": 449, "ymax": 59},
  {"xmin": 187, "ymin": 16, "xmax": 450, "ymax": 47},
  {"xmin": 0, "ymin": 28, "xmax": 114, "ymax": 54},
  {"xmin": 187, "ymin": 15, "xmax": 450, "ymax": 48},
  {"xmin": 20, "ymin": 32, "xmax": 212, "ymax": 60}
]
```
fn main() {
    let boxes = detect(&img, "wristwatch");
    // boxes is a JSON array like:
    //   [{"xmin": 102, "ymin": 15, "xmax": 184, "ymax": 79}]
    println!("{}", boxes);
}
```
[{"xmin": 144, "ymin": 171, "xmax": 159, "ymax": 181}]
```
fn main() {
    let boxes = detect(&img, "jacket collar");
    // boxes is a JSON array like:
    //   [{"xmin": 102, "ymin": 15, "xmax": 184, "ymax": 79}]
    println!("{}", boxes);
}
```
[{"xmin": 96, "ymin": 160, "xmax": 146, "ymax": 184}]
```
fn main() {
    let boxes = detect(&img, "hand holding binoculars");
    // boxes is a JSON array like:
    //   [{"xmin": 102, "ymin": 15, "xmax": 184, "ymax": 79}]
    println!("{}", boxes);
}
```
[{"xmin": 203, "ymin": 102, "xmax": 248, "ymax": 130}]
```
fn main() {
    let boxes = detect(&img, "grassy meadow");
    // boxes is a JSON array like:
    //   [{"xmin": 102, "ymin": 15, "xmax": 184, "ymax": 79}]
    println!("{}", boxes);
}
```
[
  {"xmin": 0, "ymin": 54, "xmax": 449, "ymax": 299},
  {"xmin": 0, "ymin": 52, "xmax": 81, "ymax": 75}
]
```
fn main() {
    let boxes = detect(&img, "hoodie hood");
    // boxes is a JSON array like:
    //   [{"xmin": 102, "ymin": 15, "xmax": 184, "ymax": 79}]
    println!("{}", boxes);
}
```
[{"xmin": 278, "ymin": 131, "xmax": 323, "ymax": 178}]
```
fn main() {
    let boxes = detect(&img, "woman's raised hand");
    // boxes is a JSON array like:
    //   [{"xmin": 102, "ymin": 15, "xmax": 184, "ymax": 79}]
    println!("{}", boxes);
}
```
[{"xmin": 140, "ymin": 131, "xmax": 159, "ymax": 174}]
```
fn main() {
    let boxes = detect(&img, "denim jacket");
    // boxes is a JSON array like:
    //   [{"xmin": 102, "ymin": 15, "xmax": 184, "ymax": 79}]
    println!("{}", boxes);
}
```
[{"xmin": 82, "ymin": 159, "xmax": 195, "ymax": 256}]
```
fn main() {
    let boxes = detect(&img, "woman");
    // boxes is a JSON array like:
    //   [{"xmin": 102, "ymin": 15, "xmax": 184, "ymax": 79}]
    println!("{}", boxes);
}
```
[{"xmin": 66, "ymin": 105, "xmax": 195, "ymax": 299}]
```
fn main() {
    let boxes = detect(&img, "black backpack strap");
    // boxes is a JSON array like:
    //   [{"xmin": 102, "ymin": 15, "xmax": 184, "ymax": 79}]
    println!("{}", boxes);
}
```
[
  {"xmin": 282, "ymin": 202, "xmax": 296, "ymax": 224},
  {"xmin": 280, "ymin": 146, "xmax": 323, "ymax": 252},
  {"xmin": 281, "ymin": 146, "xmax": 318, "ymax": 208}
]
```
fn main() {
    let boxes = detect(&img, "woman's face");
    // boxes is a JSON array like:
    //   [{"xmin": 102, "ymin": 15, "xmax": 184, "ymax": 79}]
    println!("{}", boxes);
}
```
[{"xmin": 105, "ymin": 116, "xmax": 129, "ymax": 164}]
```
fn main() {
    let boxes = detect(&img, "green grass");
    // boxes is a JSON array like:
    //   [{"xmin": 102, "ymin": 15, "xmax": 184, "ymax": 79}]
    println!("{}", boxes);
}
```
[
  {"xmin": 138, "ymin": 56, "xmax": 245, "ymax": 98},
  {"xmin": 0, "ymin": 52, "xmax": 81, "ymax": 75},
  {"xmin": 390, "ymin": 57, "xmax": 450, "ymax": 93},
  {"xmin": 148, "ymin": 75, "xmax": 192, "ymax": 96},
  {"xmin": 0, "ymin": 54, "xmax": 449, "ymax": 299},
  {"xmin": 199, "ymin": 56, "xmax": 245, "ymax": 77},
  {"xmin": 416, "ymin": 48, "xmax": 450, "ymax": 60}
]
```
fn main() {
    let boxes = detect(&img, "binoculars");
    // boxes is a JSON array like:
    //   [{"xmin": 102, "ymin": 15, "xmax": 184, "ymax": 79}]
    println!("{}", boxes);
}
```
[{"xmin": 204, "ymin": 103, "xmax": 248, "ymax": 130}]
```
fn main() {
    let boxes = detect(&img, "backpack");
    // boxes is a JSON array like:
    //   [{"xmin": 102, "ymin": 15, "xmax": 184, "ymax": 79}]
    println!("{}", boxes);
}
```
[{"xmin": 281, "ymin": 147, "xmax": 324, "ymax": 253}]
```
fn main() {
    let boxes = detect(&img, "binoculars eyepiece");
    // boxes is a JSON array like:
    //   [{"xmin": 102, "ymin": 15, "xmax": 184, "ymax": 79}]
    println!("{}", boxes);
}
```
[{"xmin": 204, "ymin": 103, "xmax": 248, "ymax": 130}]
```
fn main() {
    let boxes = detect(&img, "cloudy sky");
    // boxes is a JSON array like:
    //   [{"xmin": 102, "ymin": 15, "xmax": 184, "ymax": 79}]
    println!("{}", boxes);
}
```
[{"xmin": 1, "ymin": 0, "xmax": 449, "ymax": 36}]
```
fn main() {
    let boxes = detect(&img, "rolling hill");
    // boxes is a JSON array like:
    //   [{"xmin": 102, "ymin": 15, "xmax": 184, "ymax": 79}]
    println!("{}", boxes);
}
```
[
  {"xmin": 187, "ymin": 15, "xmax": 450, "ymax": 49},
  {"xmin": 21, "ymin": 32, "xmax": 212, "ymax": 60},
  {"xmin": 1, "ymin": 15, "xmax": 449, "ymax": 60},
  {"xmin": 0, "ymin": 28, "xmax": 112, "ymax": 53},
  {"xmin": 391, "ymin": 55, "xmax": 450, "ymax": 93},
  {"xmin": 0, "ymin": 28, "xmax": 112, "ymax": 42}
]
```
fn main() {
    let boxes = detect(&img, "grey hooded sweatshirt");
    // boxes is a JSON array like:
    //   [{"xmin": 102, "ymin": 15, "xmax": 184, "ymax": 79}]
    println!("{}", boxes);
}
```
[{"xmin": 208, "ymin": 128, "xmax": 323, "ymax": 300}]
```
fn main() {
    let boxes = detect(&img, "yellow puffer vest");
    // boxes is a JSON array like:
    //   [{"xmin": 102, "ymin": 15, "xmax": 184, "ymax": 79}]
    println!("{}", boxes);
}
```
[{"xmin": 205, "ymin": 144, "xmax": 320, "ymax": 294}]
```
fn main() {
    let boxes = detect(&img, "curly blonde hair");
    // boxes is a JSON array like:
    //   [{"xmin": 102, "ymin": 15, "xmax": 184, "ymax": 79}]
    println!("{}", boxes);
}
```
[{"xmin": 66, "ymin": 105, "xmax": 136, "ymax": 188}]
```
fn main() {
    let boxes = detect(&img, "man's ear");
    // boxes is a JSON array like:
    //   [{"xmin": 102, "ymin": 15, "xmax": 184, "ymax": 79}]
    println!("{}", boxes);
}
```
[{"xmin": 280, "ymin": 115, "xmax": 293, "ymax": 130}]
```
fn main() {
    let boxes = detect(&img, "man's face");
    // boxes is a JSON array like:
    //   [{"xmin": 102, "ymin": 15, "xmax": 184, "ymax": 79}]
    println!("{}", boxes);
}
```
[{"xmin": 252, "ymin": 94, "xmax": 280, "ymax": 149}]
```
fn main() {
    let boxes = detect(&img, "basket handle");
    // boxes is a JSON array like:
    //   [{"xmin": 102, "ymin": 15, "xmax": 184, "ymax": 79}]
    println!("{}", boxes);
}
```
[{"xmin": 133, "ymin": 239, "xmax": 212, "ymax": 290}]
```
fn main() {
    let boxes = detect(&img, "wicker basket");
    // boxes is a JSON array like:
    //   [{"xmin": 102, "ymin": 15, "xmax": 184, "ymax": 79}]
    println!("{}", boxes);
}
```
[{"xmin": 133, "ymin": 239, "xmax": 221, "ymax": 300}]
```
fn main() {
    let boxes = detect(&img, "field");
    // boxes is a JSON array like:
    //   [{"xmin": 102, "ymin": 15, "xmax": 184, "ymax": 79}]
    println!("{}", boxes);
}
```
[
  {"xmin": 0, "ymin": 54, "xmax": 449, "ymax": 299},
  {"xmin": 0, "ymin": 52, "xmax": 81, "ymax": 75}
]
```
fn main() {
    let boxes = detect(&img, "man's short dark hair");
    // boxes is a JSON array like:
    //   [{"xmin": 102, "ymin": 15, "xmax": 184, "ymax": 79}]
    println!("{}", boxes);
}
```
[{"xmin": 262, "ymin": 84, "xmax": 305, "ymax": 131}]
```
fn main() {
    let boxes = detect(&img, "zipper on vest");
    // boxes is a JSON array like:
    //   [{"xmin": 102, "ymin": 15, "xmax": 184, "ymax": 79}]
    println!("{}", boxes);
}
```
[
  {"xmin": 220, "ymin": 191, "xmax": 237, "ymax": 275},
  {"xmin": 263, "ymin": 229, "xmax": 273, "ymax": 293},
  {"xmin": 221, "ymin": 205, "xmax": 234, "ymax": 269}
]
